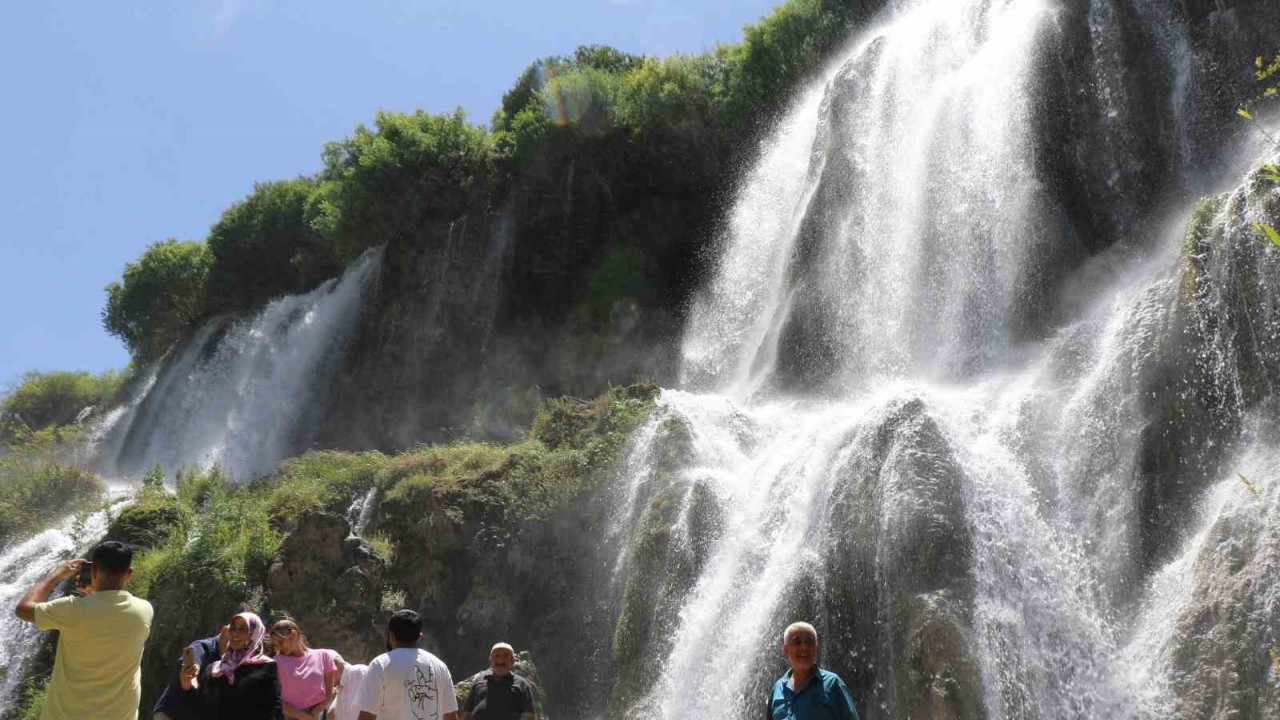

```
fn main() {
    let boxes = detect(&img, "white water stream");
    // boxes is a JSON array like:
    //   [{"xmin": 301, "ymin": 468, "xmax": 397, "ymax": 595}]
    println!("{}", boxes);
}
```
[{"xmin": 95, "ymin": 248, "xmax": 382, "ymax": 481}]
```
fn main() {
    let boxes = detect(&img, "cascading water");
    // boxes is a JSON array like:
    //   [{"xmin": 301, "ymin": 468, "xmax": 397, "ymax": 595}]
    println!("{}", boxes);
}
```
[
  {"xmin": 608, "ymin": 1, "xmax": 1280, "ymax": 718},
  {"xmin": 96, "ymin": 248, "xmax": 382, "ymax": 481}
]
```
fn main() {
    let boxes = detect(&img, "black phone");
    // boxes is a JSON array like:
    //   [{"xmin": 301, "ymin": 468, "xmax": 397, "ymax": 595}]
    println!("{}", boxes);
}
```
[{"xmin": 74, "ymin": 561, "xmax": 93, "ymax": 589}]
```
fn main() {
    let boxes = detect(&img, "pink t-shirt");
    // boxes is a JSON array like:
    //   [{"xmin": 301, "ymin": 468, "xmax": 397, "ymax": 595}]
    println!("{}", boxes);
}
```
[{"xmin": 275, "ymin": 648, "xmax": 337, "ymax": 709}]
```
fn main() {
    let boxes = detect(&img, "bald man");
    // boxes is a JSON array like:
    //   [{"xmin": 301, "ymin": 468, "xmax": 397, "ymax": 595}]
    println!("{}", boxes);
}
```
[
  {"xmin": 767, "ymin": 622, "xmax": 860, "ymax": 720},
  {"xmin": 459, "ymin": 643, "xmax": 536, "ymax": 720}
]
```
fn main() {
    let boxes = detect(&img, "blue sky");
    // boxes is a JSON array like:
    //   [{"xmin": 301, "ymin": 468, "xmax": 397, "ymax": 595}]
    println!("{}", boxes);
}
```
[{"xmin": 0, "ymin": 0, "xmax": 779, "ymax": 387}]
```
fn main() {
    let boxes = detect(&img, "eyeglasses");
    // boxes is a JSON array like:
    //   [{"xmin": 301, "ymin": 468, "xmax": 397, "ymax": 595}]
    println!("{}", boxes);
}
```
[{"xmin": 229, "ymin": 625, "xmax": 251, "ymax": 634}]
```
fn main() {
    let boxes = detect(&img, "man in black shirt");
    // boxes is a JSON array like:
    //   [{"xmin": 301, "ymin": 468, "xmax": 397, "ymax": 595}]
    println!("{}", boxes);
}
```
[{"xmin": 460, "ymin": 643, "xmax": 536, "ymax": 720}]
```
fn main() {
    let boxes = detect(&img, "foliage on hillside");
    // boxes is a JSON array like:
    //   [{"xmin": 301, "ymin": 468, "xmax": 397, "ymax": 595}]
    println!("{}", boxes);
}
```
[
  {"xmin": 101, "ymin": 0, "xmax": 879, "ymax": 366},
  {"xmin": 102, "ymin": 239, "xmax": 211, "ymax": 365},
  {"xmin": 0, "ymin": 426, "xmax": 103, "ymax": 544},
  {"xmin": 0, "ymin": 370, "xmax": 123, "ymax": 442},
  {"xmin": 0, "ymin": 371, "xmax": 117, "ymax": 544}
]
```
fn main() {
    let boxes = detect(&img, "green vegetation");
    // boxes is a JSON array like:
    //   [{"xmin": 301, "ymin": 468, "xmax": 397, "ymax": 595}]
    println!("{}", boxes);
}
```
[
  {"xmin": 373, "ymin": 384, "xmax": 657, "ymax": 530},
  {"xmin": 205, "ymin": 178, "xmax": 339, "ymax": 314},
  {"xmin": 0, "ymin": 369, "xmax": 123, "ymax": 442},
  {"xmin": 101, "ymin": 0, "xmax": 878, "ymax": 366},
  {"xmin": 1238, "ymin": 50, "xmax": 1280, "ymax": 245},
  {"xmin": 6, "ymin": 678, "xmax": 48, "ymax": 720},
  {"xmin": 102, "ymin": 238, "xmax": 211, "ymax": 365},
  {"xmin": 0, "ymin": 369, "xmax": 121, "ymax": 544}
]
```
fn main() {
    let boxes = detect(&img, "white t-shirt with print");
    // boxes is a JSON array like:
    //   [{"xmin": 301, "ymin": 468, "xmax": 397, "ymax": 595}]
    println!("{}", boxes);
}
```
[{"xmin": 357, "ymin": 647, "xmax": 458, "ymax": 720}]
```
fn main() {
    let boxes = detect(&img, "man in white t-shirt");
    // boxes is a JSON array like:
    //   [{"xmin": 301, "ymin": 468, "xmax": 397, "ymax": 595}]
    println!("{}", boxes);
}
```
[{"xmin": 357, "ymin": 610, "xmax": 458, "ymax": 720}]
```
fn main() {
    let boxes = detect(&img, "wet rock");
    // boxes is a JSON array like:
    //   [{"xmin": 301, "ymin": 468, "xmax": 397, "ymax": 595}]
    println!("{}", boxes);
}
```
[
  {"xmin": 904, "ymin": 591, "xmax": 984, "ymax": 720},
  {"xmin": 1166, "ymin": 505, "xmax": 1280, "ymax": 719},
  {"xmin": 266, "ymin": 510, "xmax": 387, "ymax": 662},
  {"xmin": 1137, "ymin": 164, "xmax": 1280, "ymax": 572},
  {"xmin": 822, "ymin": 397, "xmax": 981, "ymax": 719},
  {"xmin": 105, "ymin": 491, "xmax": 187, "ymax": 550}
]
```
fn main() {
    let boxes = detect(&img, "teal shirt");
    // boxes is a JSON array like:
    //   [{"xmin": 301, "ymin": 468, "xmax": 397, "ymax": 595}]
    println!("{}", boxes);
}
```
[{"xmin": 768, "ymin": 667, "xmax": 860, "ymax": 720}]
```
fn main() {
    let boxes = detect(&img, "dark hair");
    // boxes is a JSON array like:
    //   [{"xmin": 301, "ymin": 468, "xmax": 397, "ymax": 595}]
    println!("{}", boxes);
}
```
[
  {"xmin": 387, "ymin": 609, "xmax": 422, "ymax": 645},
  {"xmin": 88, "ymin": 541, "xmax": 133, "ymax": 574}
]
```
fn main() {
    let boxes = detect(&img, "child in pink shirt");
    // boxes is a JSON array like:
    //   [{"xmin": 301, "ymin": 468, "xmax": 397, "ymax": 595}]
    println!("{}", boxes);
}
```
[{"xmin": 270, "ymin": 619, "xmax": 339, "ymax": 719}]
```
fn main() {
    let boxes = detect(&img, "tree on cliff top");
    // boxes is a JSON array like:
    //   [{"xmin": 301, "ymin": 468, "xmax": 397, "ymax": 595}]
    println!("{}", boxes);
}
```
[
  {"xmin": 103, "ymin": 238, "xmax": 210, "ymax": 365},
  {"xmin": 205, "ymin": 178, "xmax": 342, "ymax": 314}
]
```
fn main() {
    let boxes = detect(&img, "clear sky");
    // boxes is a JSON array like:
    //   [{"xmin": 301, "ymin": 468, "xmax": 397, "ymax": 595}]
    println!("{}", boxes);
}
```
[{"xmin": 0, "ymin": 0, "xmax": 780, "ymax": 387}]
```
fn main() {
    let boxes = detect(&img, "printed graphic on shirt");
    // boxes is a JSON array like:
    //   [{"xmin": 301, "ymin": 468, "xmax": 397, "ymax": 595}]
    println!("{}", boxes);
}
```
[{"xmin": 405, "ymin": 664, "xmax": 438, "ymax": 720}]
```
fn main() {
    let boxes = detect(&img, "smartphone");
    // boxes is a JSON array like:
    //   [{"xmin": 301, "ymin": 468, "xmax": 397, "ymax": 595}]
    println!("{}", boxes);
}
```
[
  {"xmin": 182, "ymin": 646, "xmax": 200, "ymax": 689},
  {"xmin": 74, "ymin": 562, "xmax": 93, "ymax": 589}
]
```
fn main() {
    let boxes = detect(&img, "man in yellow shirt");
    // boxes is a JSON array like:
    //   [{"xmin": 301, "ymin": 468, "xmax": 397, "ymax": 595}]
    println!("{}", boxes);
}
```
[{"xmin": 15, "ymin": 540, "xmax": 154, "ymax": 720}]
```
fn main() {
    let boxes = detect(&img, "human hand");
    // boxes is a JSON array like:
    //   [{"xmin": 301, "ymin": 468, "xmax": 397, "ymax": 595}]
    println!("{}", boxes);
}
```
[
  {"xmin": 218, "ymin": 624, "xmax": 231, "ymax": 653},
  {"xmin": 180, "ymin": 662, "xmax": 200, "ymax": 691},
  {"xmin": 51, "ymin": 558, "xmax": 87, "ymax": 582}
]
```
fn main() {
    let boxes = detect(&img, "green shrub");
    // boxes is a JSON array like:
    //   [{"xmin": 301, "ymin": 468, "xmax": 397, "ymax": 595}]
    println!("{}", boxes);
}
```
[
  {"xmin": 266, "ymin": 450, "xmax": 386, "ymax": 530},
  {"xmin": 320, "ymin": 109, "xmax": 498, "ymax": 252},
  {"xmin": 0, "ymin": 369, "xmax": 124, "ymax": 441},
  {"xmin": 6, "ymin": 676, "xmax": 47, "ymax": 720},
  {"xmin": 102, "ymin": 239, "xmax": 211, "ymax": 365},
  {"xmin": 0, "ymin": 426, "xmax": 105, "ymax": 544},
  {"xmin": 205, "ymin": 178, "xmax": 342, "ymax": 313}
]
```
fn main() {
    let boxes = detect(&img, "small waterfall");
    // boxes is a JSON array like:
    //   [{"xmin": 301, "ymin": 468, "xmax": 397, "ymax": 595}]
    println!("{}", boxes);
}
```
[
  {"xmin": 346, "ymin": 487, "xmax": 378, "ymax": 537},
  {"xmin": 97, "ymin": 249, "xmax": 382, "ymax": 480}
]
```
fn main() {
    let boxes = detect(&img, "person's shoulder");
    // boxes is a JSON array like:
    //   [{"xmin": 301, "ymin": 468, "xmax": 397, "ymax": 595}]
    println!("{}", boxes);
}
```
[
  {"xmin": 127, "ymin": 592, "xmax": 154, "ymax": 616},
  {"xmin": 37, "ymin": 593, "xmax": 80, "ymax": 611},
  {"xmin": 194, "ymin": 635, "xmax": 221, "ymax": 657},
  {"xmin": 415, "ymin": 648, "xmax": 448, "ymax": 666},
  {"xmin": 818, "ymin": 668, "xmax": 850, "ymax": 688}
]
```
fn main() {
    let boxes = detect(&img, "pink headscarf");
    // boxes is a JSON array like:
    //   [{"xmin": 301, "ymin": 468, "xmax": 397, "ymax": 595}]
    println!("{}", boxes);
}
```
[{"xmin": 211, "ymin": 612, "xmax": 273, "ymax": 684}]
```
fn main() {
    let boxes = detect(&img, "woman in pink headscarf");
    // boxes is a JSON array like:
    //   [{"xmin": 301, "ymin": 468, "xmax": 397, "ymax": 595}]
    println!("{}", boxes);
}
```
[{"xmin": 180, "ymin": 612, "xmax": 283, "ymax": 719}]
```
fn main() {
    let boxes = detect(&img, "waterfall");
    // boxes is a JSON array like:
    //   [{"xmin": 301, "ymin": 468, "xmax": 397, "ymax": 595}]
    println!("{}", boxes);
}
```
[
  {"xmin": 96, "ymin": 248, "xmax": 382, "ymax": 481},
  {"xmin": 612, "ymin": 0, "xmax": 1280, "ymax": 718},
  {"xmin": 685, "ymin": 0, "xmax": 1058, "ymax": 392}
]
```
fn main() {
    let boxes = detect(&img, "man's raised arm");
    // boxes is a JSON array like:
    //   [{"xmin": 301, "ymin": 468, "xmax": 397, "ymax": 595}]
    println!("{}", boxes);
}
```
[{"xmin": 15, "ymin": 558, "xmax": 83, "ymax": 623}]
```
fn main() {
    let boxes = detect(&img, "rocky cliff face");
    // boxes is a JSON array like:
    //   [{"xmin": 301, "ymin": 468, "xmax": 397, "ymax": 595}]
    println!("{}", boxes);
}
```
[
  {"xmin": 266, "ymin": 511, "xmax": 388, "ymax": 663},
  {"xmin": 319, "ymin": 119, "xmax": 725, "ymax": 451}
]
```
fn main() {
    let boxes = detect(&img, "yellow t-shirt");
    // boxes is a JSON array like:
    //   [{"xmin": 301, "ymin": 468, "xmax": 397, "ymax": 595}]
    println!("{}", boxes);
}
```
[{"xmin": 34, "ymin": 589, "xmax": 154, "ymax": 720}]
